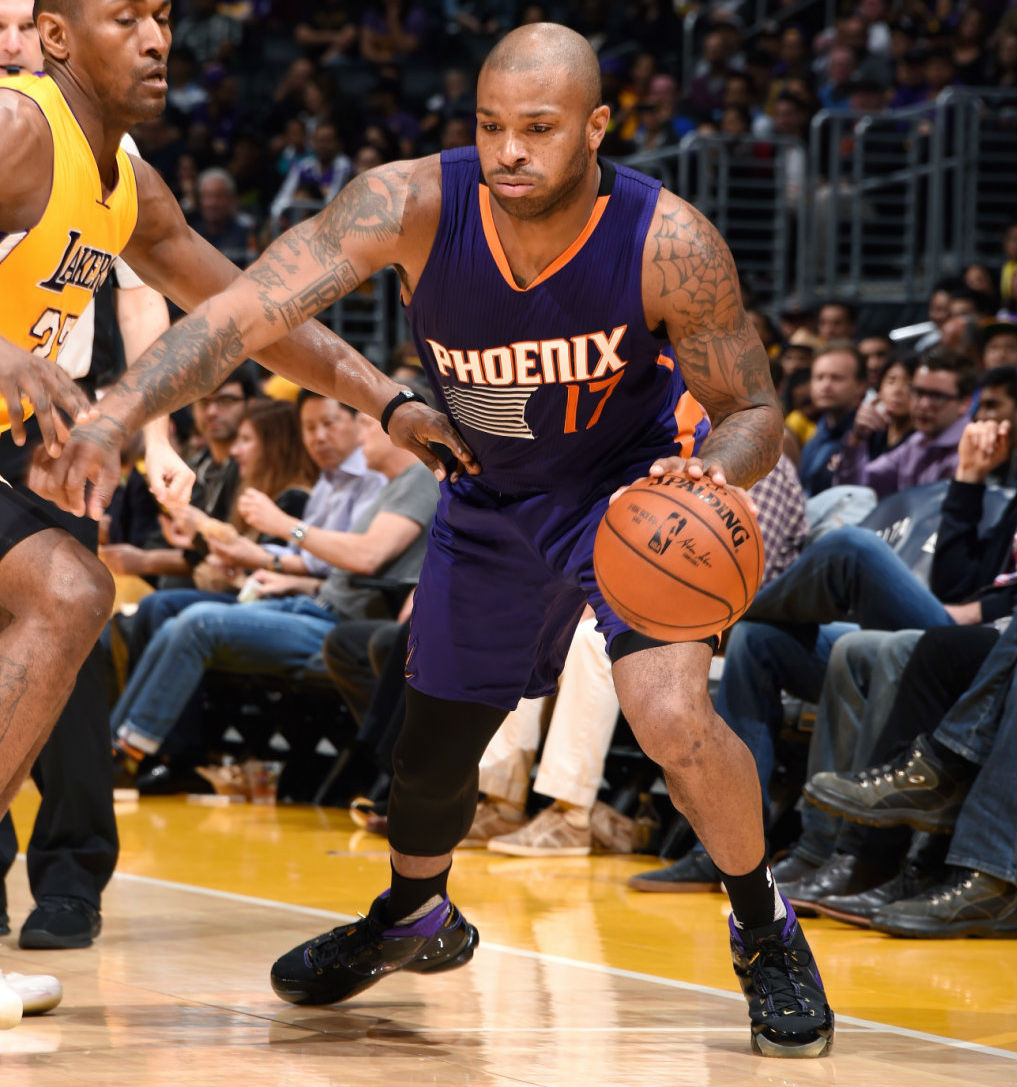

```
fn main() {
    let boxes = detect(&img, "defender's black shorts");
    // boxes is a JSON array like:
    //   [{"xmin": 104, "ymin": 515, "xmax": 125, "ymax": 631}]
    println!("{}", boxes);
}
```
[{"xmin": 0, "ymin": 478, "xmax": 65, "ymax": 561}]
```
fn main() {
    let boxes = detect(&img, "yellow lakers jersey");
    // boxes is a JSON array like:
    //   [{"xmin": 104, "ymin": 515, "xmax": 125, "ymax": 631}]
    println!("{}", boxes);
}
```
[{"xmin": 0, "ymin": 72, "xmax": 139, "ymax": 429}]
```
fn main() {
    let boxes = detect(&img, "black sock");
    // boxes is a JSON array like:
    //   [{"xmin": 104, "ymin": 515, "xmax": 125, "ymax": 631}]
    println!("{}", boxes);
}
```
[
  {"xmin": 927, "ymin": 735, "xmax": 979, "ymax": 776},
  {"xmin": 719, "ymin": 854, "xmax": 782, "ymax": 929},
  {"xmin": 387, "ymin": 862, "xmax": 451, "ymax": 925}
]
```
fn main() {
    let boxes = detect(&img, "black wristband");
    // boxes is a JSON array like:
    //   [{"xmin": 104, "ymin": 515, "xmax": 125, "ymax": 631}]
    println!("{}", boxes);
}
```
[{"xmin": 380, "ymin": 389, "xmax": 427, "ymax": 434}]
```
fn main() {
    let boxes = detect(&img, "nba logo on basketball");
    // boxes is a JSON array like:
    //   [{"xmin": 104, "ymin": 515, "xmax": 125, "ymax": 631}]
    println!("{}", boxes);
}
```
[{"xmin": 647, "ymin": 513, "xmax": 687, "ymax": 555}]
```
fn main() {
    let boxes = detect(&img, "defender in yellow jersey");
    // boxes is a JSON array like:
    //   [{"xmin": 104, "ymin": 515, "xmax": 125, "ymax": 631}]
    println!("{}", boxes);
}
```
[{"xmin": 0, "ymin": 0, "xmax": 473, "ymax": 828}]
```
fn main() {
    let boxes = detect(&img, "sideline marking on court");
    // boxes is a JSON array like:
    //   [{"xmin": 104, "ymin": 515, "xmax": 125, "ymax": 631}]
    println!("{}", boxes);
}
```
[{"xmin": 111, "ymin": 871, "xmax": 1017, "ymax": 1063}]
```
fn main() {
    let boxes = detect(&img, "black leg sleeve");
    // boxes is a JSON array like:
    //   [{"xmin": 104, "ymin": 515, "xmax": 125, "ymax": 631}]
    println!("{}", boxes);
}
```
[{"xmin": 387, "ymin": 688, "xmax": 507, "ymax": 856}]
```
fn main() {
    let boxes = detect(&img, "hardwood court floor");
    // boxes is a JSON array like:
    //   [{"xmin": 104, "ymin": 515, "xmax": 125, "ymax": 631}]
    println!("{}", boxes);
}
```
[{"xmin": 0, "ymin": 786, "xmax": 1014, "ymax": 1087}]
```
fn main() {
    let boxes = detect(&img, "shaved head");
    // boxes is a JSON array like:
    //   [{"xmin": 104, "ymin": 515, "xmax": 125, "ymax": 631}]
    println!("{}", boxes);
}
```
[{"xmin": 482, "ymin": 23, "xmax": 602, "ymax": 115}]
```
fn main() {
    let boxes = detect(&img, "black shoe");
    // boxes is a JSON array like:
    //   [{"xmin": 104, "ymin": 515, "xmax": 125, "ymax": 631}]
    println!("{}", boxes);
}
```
[
  {"xmin": 270, "ymin": 892, "xmax": 479, "ymax": 1005},
  {"xmin": 136, "ymin": 762, "xmax": 213, "ymax": 796},
  {"xmin": 770, "ymin": 852, "xmax": 820, "ymax": 886},
  {"xmin": 803, "ymin": 735, "xmax": 972, "ymax": 833},
  {"xmin": 626, "ymin": 849, "xmax": 721, "ymax": 892},
  {"xmin": 812, "ymin": 861, "xmax": 942, "ymax": 927},
  {"xmin": 782, "ymin": 852, "xmax": 889, "ymax": 917},
  {"xmin": 0, "ymin": 909, "xmax": 8, "ymax": 937},
  {"xmin": 730, "ymin": 897, "xmax": 834, "ymax": 1058},
  {"xmin": 20, "ymin": 897, "xmax": 102, "ymax": 949},
  {"xmin": 872, "ymin": 869, "xmax": 1017, "ymax": 938}
]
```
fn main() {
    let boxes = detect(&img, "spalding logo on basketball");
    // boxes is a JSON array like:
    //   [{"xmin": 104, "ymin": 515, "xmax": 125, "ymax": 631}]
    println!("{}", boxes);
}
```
[{"xmin": 593, "ymin": 474, "xmax": 765, "ymax": 642}]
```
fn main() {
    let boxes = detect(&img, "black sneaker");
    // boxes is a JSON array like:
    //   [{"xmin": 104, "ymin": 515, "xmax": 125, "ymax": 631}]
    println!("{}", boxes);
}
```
[
  {"xmin": 20, "ymin": 896, "xmax": 102, "ymax": 949},
  {"xmin": 730, "ymin": 896, "xmax": 834, "ymax": 1058},
  {"xmin": 625, "ymin": 849, "xmax": 722, "ymax": 892},
  {"xmin": 270, "ymin": 892, "xmax": 479, "ymax": 1005},
  {"xmin": 803, "ymin": 735, "xmax": 972, "ymax": 833}
]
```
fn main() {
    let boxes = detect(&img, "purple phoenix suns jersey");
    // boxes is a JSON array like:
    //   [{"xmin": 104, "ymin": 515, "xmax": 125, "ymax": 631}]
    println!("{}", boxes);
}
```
[{"xmin": 406, "ymin": 148, "xmax": 710, "ymax": 495}]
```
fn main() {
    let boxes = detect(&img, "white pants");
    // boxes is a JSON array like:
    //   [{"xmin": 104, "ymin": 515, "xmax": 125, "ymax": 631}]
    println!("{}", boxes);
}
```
[{"xmin": 478, "ymin": 618, "xmax": 620, "ymax": 810}]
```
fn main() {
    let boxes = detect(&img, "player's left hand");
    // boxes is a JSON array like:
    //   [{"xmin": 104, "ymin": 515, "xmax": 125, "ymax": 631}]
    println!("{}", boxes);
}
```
[
  {"xmin": 33, "ymin": 419, "xmax": 124, "ymax": 520},
  {"xmin": 145, "ymin": 439, "xmax": 196, "ymax": 510},
  {"xmin": 385, "ymin": 402, "xmax": 480, "ymax": 482},
  {"xmin": 645, "ymin": 455, "xmax": 759, "ymax": 517}
]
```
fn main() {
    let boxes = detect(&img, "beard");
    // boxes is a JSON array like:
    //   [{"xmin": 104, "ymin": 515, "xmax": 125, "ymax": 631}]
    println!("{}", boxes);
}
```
[{"xmin": 484, "ymin": 139, "xmax": 594, "ymax": 223}]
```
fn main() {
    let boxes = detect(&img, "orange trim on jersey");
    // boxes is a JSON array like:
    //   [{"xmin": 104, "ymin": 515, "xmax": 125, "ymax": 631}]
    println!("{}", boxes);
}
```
[
  {"xmin": 478, "ymin": 184, "xmax": 609, "ymax": 293},
  {"xmin": 673, "ymin": 390, "xmax": 708, "ymax": 458}
]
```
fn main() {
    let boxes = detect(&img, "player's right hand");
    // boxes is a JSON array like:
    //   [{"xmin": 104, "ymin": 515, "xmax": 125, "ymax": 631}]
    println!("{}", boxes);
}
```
[
  {"xmin": 386, "ymin": 400, "xmax": 480, "ymax": 482},
  {"xmin": 33, "ymin": 419, "xmax": 124, "ymax": 520},
  {"xmin": 0, "ymin": 339, "xmax": 98, "ymax": 456}
]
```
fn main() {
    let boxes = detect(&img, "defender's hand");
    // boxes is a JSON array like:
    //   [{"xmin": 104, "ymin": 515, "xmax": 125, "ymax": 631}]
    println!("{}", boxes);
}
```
[
  {"xmin": 0, "ymin": 340, "xmax": 98, "ymax": 456},
  {"xmin": 34, "ymin": 421, "xmax": 123, "ymax": 519},
  {"xmin": 145, "ymin": 440, "xmax": 196, "ymax": 510},
  {"xmin": 386, "ymin": 402, "xmax": 479, "ymax": 482}
]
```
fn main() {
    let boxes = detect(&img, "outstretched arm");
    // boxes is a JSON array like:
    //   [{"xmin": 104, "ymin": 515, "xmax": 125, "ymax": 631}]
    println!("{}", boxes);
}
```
[
  {"xmin": 40, "ymin": 157, "xmax": 476, "ymax": 516},
  {"xmin": 643, "ymin": 192, "xmax": 782, "ymax": 489}
]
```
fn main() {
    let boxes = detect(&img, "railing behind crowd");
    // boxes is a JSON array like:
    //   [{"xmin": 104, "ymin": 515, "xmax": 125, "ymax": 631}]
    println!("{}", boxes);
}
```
[
  {"xmin": 624, "ymin": 86, "xmax": 1016, "ymax": 311},
  {"xmin": 266, "ymin": 87, "xmax": 1016, "ymax": 360}
]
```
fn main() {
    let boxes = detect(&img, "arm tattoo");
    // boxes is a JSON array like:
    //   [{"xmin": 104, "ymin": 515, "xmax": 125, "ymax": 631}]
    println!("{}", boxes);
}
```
[
  {"xmin": 116, "ymin": 312, "xmax": 245, "ymax": 421},
  {"xmin": 304, "ymin": 171, "xmax": 406, "ymax": 268},
  {"xmin": 244, "ymin": 167, "xmax": 409, "ymax": 331},
  {"xmin": 651, "ymin": 200, "xmax": 781, "ymax": 487},
  {"xmin": 277, "ymin": 261, "xmax": 361, "ymax": 331}
]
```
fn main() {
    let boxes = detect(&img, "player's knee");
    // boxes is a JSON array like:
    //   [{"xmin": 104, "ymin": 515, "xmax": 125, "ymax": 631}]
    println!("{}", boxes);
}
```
[
  {"xmin": 635, "ymin": 692, "xmax": 717, "ymax": 771},
  {"xmin": 44, "ymin": 544, "xmax": 115, "ymax": 636}
]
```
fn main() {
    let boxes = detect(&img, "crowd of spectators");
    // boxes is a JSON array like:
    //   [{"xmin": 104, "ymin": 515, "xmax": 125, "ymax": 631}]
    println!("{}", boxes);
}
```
[{"xmin": 132, "ymin": 0, "xmax": 1017, "ymax": 265}]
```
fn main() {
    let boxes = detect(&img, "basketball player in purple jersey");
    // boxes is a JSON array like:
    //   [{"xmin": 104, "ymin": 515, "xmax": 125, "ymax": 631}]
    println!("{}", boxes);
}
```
[{"xmin": 48, "ymin": 24, "xmax": 833, "ymax": 1057}]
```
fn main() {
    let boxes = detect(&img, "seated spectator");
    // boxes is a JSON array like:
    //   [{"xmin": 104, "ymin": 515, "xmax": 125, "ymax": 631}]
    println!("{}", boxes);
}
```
[
  {"xmin": 797, "ymin": 340, "xmax": 867, "ymax": 495},
  {"xmin": 359, "ymin": 0, "xmax": 428, "ymax": 67},
  {"xmin": 293, "ymin": 0, "xmax": 359, "ymax": 67},
  {"xmin": 111, "ymin": 414, "xmax": 439, "ymax": 766},
  {"xmin": 816, "ymin": 299, "xmax": 857, "ymax": 343},
  {"xmin": 116, "ymin": 399, "xmax": 317, "ymax": 675},
  {"xmin": 1000, "ymin": 222, "xmax": 1017, "ymax": 312},
  {"xmin": 122, "ymin": 393, "xmax": 385, "ymax": 674},
  {"xmin": 191, "ymin": 168, "xmax": 256, "ymax": 268},
  {"xmin": 980, "ymin": 321, "xmax": 1017, "ymax": 372},
  {"xmin": 172, "ymin": 0, "xmax": 242, "ymax": 67},
  {"xmin": 270, "ymin": 122, "xmax": 352, "ymax": 223},
  {"xmin": 973, "ymin": 366, "xmax": 1017, "ymax": 485},
  {"xmin": 845, "ymin": 353, "xmax": 914, "ymax": 463},
  {"xmin": 833, "ymin": 348, "xmax": 975, "ymax": 496},
  {"xmin": 857, "ymin": 334, "xmax": 891, "ymax": 389},
  {"xmin": 798, "ymin": 615, "xmax": 1014, "ymax": 938},
  {"xmin": 962, "ymin": 261, "xmax": 1000, "ymax": 312},
  {"xmin": 98, "ymin": 368, "xmax": 256, "ymax": 588},
  {"xmin": 782, "ymin": 368, "xmax": 818, "ymax": 462}
]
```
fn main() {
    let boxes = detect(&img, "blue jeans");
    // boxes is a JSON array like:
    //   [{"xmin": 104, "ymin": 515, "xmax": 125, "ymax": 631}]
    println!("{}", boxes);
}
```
[
  {"xmin": 129, "ymin": 588, "xmax": 235, "ymax": 663},
  {"xmin": 745, "ymin": 525, "xmax": 954, "ymax": 631},
  {"xmin": 716, "ymin": 526, "xmax": 954, "ymax": 835},
  {"xmin": 111, "ymin": 596, "xmax": 338, "ymax": 754},
  {"xmin": 938, "ymin": 618, "xmax": 1017, "ymax": 885},
  {"xmin": 797, "ymin": 629, "xmax": 923, "ymax": 863},
  {"xmin": 716, "ymin": 619, "xmax": 856, "ymax": 820}
]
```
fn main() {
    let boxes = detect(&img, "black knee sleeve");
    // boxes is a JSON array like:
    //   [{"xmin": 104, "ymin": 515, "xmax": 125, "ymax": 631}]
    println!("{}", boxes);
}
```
[{"xmin": 387, "ymin": 687, "xmax": 506, "ymax": 856}]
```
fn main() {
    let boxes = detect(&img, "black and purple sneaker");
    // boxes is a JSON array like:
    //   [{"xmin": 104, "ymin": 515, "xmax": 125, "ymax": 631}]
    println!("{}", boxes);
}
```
[
  {"xmin": 270, "ymin": 892, "xmax": 479, "ymax": 1005},
  {"xmin": 729, "ymin": 896, "xmax": 834, "ymax": 1058}
]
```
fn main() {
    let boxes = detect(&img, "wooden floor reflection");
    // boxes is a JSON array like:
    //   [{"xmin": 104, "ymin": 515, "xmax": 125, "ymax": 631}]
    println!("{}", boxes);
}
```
[{"xmin": 0, "ymin": 790, "xmax": 1014, "ymax": 1086}]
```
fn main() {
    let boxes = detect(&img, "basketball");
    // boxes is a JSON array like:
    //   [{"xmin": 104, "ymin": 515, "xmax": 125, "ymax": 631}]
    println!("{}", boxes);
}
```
[{"xmin": 593, "ymin": 474, "xmax": 765, "ymax": 641}]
